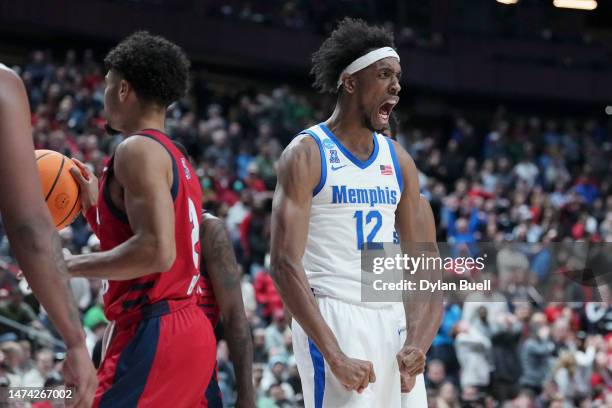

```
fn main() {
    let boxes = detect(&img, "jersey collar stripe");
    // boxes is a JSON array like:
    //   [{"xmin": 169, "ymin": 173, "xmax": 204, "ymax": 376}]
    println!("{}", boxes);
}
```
[{"xmin": 318, "ymin": 123, "xmax": 379, "ymax": 170}]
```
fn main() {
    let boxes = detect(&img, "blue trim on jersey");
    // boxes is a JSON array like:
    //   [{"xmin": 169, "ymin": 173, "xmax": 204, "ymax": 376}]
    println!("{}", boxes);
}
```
[
  {"xmin": 99, "ymin": 316, "xmax": 161, "ymax": 407},
  {"xmin": 303, "ymin": 130, "xmax": 327, "ymax": 197},
  {"xmin": 319, "ymin": 123, "xmax": 379, "ymax": 169},
  {"xmin": 385, "ymin": 136, "xmax": 404, "ymax": 193},
  {"xmin": 308, "ymin": 338, "xmax": 325, "ymax": 408}
]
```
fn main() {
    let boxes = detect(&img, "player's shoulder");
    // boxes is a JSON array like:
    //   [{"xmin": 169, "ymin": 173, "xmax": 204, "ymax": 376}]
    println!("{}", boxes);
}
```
[
  {"xmin": 284, "ymin": 131, "xmax": 319, "ymax": 155},
  {"xmin": 115, "ymin": 134, "xmax": 170, "ymax": 163},
  {"xmin": 275, "ymin": 130, "xmax": 322, "ymax": 190},
  {"xmin": 200, "ymin": 212, "xmax": 230, "ymax": 244},
  {"xmin": 112, "ymin": 135, "xmax": 174, "ymax": 184},
  {"xmin": 278, "ymin": 130, "xmax": 321, "ymax": 168},
  {"xmin": 0, "ymin": 64, "xmax": 24, "ymax": 94},
  {"xmin": 201, "ymin": 212, "xmax": 223, "ymax": 229},
  {"xmin": 0, "ymin": 64, "xmax": 18, "ymax": 79}
]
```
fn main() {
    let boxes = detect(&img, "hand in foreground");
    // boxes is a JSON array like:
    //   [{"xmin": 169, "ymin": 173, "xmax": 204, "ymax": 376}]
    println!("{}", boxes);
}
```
[
  {"xmin": 396, "ymin": 344, "xmax": 425, "ymax": 378},
  {"xmin": 63, "ymin": 343, "xmax": 98, "ymax": 408},
  {"xmin": 329, "ymin": 353, "xmax": 376, "ymax": 394}
]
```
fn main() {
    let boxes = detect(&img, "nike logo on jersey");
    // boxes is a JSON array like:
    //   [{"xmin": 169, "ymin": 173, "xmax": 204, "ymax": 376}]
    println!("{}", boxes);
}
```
[{"xmin": 331, "ymin": 164, "xmax": 348, "ymax": 171}]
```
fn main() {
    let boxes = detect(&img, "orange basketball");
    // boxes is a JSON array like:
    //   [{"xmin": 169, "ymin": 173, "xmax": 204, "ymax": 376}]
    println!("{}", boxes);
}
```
[{"xmin": 35, "ymin": 150, "xmax": 82, "ymax": 230}]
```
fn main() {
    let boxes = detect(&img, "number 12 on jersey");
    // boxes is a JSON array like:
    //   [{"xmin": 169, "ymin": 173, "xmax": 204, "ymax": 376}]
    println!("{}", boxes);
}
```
[{"xmin": 354, "ymin": 210, "xmax": 383, "ymax": 250}]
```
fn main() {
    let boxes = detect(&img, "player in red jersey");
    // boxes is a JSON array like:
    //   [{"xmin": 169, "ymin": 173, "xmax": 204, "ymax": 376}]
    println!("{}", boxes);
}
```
[
  {"xmin": 197, "ymin": 212, "xmax": 255, "ymax": 407},
  {"xmin": 66, "ymin": 32, "xmax": 215, "ymax": 407},
  {"xmin": 0, "ymin": 64, "xmax": 97, "ymax": 408}
]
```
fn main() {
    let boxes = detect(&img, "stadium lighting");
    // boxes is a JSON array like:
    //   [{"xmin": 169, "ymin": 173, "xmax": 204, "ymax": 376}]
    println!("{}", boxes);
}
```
[
  {"xmin": 605, "ymin": 106, "xmax": 612, "ymax": 115},
  {"xmin": 553, "ymin": 0, "xmax": 597, "ymax": 10},
  {"xmin": 496, "ymin": 0, "xmax": 518, "ymax": 4}
]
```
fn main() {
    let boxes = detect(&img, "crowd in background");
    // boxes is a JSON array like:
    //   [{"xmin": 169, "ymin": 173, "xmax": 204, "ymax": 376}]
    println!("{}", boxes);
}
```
[{"xmin": 0, "ymin": 50, "xmax": 610, "ymax": 408}]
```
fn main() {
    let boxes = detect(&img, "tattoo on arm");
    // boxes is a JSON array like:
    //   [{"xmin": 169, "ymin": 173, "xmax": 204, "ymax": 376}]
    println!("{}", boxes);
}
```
[
  {"xmin": 202, "ymin": 217, "xmax": 254, "ymax": 402},
  {"xmin": 205, "ymin": 221, "xmax": 241, "ymax": 289}
]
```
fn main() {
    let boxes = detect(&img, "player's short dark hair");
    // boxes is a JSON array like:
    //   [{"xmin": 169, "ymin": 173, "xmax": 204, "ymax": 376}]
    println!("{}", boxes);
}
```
[
  {"xmin": 104, "ymin": 31, "xmax": 190, "ymax": 107},
  {"xmin": 311, "ymin": 18, "xmax": 395, "ymax": 94}
]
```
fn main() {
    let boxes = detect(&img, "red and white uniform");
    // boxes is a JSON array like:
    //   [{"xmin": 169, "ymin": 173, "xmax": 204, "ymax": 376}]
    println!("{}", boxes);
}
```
[{"xmin": 86, "ymin": 128, "xmax": 215, "ymax": 407}]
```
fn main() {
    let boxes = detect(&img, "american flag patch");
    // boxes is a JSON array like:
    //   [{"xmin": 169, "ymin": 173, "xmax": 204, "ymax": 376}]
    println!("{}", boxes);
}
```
[{"xmin": 380, "ymin": 164, "xmax": 393, "ymax": 175}]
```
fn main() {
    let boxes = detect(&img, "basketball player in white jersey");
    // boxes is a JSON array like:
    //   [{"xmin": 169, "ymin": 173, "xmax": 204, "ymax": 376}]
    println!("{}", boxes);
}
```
[{"xmin": 270, "ymin": 18, "xmax": 443, "ymax": 407}]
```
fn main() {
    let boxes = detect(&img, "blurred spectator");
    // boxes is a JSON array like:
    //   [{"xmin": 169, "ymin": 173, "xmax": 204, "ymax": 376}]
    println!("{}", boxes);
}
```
[
  {"xmin": 520, "ymin": 314, "xmax": 555, "ymax": 394},
  {"xmin": 425, "ymin": 359, "xmax": 446, "ymax": 391},
  {"xmin": 574, "ymin": 175, "xmax": 599, "ymax": 206},
  {"xmin": 216, "ymin": 340, "xmax": 236, "ymax": 406},
  {"xmin": 584, "ymin": 286, "xmax": 612, "ymax": 335},
  {"xmin": 0, "ymin": 341, "xmax": 24, "ymax": 386},
  {"xmin": 455, "ymin": 319, "xmax": 492, "ymax": 390},
  {"xmin": 260, "ymin": 356, "xmax": 295, "ymax": 404},
  {"xmin": 254, "ymin": 269, "xmax": 283, "ymax": 322},
  {"xmin": 241, "ymin": 272, "xmax": 257, "ymax": 321},
  {"xmin": 240, "ymin": 197, "xmax": 271, "ymax": 274},
  {"xmin": 253, "ymin": 328, "xmax": 268, "ymax": 365},
  {"xmin": 552, "ymin": 351, "xmax": 581, "ymax": 408},
  {"xmin": 436, "ymin": 381, "xmax": 461, "ymax": 408},
  {"xmin": 265, "ymin": 309, "xmax": 291, "ymax": 360},
  {"xmin": 429, "ymin": 302, "xmax": 461, "ymax": 385},
  {"xmin": 0, "ymin": 288, "xmax": 37, "ymax": 337},
  {"xmin": 254, "ymin": 141, "xmax": 277, "ymax": 189},
  {"xmin": 489, "ymin": 313, "xmax": 522, "ymax": 401},
  {"xmin": 23, "ymin": 348, "xmax": 56, "ymax": 388}
]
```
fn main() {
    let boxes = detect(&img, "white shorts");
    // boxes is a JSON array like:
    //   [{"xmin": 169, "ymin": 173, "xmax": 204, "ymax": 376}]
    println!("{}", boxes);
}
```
[{"xmin": 292, "ymin": 297, "xmax": 427, "ymax": 407}]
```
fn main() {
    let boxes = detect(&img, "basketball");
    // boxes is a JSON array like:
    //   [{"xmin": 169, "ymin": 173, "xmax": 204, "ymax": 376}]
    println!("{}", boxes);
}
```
[{"xmin": 35, "ymin": 149, "xmax": 82, "ymax": 230}]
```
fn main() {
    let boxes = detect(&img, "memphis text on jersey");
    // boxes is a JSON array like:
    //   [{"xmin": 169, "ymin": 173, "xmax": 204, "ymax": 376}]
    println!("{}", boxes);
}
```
[{"xmin": 331, "ymin": 185, "xmax": 398, "ymax": 206}]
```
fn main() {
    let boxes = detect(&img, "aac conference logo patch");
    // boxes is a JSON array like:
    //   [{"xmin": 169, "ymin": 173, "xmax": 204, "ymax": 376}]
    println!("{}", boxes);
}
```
[{"xmin": 322, "ymin": 138, "xmax": 335, "ymax": 149}]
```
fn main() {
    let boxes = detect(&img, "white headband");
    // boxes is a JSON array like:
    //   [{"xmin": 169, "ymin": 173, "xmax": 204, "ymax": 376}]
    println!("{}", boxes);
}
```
[{"xmin": 336, "ymin": 47, "xmax": 400, "ymax": 89}]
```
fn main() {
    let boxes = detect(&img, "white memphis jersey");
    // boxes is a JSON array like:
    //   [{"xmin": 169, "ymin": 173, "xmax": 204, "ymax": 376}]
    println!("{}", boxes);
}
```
[{"xmin": 301, "ymin": 123, "xmax": 403, "ymax": 304}]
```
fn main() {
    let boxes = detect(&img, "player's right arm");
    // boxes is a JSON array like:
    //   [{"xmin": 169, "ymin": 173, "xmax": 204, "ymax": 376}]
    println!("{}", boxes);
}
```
[
  {"xmin": 66, "ymin": 137, "xmax": 177, "ymax": 280},
  {"xmin": 400, "ymin": 195, "xmax": 437, "ymax": 393},
  {"xmin": 0, "ymin": 65, "xmax": 97, "ymax": 407},
  {"xmin": 270, "ymin": 135, "xmax": 375, "ymax": 393}
]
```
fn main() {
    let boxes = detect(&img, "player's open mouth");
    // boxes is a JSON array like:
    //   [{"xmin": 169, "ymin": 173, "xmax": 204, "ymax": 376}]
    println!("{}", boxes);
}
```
[{"xmin": 377, "ymin": 100, "xmax": 397, "ymax": 122}]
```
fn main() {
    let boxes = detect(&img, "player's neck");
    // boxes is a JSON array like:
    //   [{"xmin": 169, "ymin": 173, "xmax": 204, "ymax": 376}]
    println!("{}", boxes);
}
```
[
  {"xmin": 325, "ymin": 104, "xmax": 373, "ymax": 146},
  {"xmin": 121, "ymin": 109, "xmax": 166, "ymax": 136}
]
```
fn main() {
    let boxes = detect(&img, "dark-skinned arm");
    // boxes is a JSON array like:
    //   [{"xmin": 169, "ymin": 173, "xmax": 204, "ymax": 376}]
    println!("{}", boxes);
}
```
[
  {"xmin": 0, "ymin": 65, "xmax": 97, "ymax": 408},
  {"xmin": 67, "ymin": 136, "xmax": 176, "ymax": 280},
  {"xmin": 394, "ymin": 140, "xmax": 444, "ymax": 375},
  {"xmin": 201, "ymin": 213, "xmax": 254, "ymax": 408},
  {"xmin": 270, "ymin": 136, "xmax": 375, "ymax": 393}
]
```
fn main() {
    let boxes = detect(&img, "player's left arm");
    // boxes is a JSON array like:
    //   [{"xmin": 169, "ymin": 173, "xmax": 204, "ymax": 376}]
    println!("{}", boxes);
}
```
[
  {"xmin": 67, "ymin": 137, "xmax": 176, "ymax": 279},
  {"xmin": 393, "ymin": 140, "xmax": 444, "ymax": 376},
  {"xmin": 200, "ymin": 213, "xmax": 254, "ymax": 408}
]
